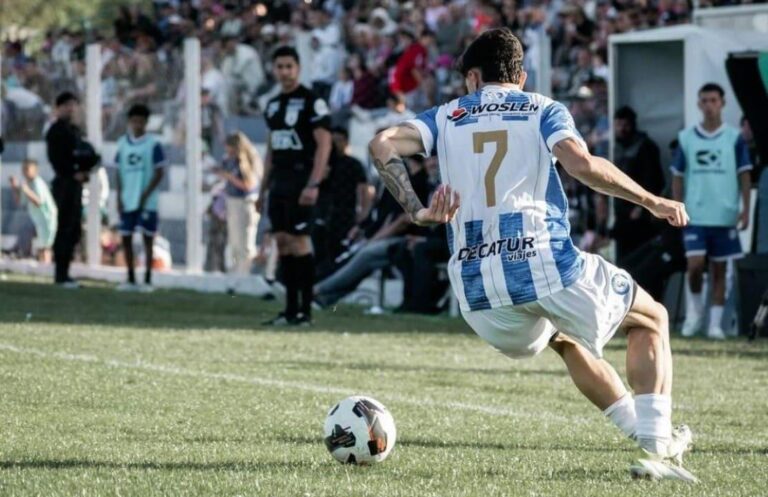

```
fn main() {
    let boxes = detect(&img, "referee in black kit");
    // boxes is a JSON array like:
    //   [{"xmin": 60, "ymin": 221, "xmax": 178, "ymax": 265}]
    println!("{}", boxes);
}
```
[
  {"xmin": 46, "ymin": 92, "xmax": 99, "ymax": 288},
  {"xmin": 257, "ymin": 46, "xmax": 332, "ymax": 326}
]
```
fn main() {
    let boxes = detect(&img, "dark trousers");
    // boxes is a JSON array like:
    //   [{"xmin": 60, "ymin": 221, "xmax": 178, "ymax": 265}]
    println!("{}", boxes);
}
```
[
  {"xmin": 52, "ymin": 176, "xmax": 83, "ymax": 282},
  {"xmin": 394, "ymin": 238, "xmax": 450, "ymax": 314}
]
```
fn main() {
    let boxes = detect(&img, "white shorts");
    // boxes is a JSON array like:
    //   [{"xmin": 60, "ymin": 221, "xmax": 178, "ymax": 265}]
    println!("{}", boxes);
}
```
[{"xmin": 461, "ymin": 252, "xmax": 636, "ymax": 359}]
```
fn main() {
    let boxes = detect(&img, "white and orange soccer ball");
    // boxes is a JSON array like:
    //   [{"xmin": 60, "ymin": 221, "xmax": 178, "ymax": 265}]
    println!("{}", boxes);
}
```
[{"xmin": 323, "ymin": 396, "xmax": 397, "ymax": 465}]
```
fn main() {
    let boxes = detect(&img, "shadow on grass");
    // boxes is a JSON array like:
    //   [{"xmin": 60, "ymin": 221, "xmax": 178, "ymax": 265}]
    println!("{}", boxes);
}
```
[
  {"xmin": 252, "ymin": 357, "xmax": 565, "ymax": 377},
  {"xmin": 0, "ymin": 458, "xmax": 321, "ymax": 472},
  {"xmin": 277, "ymin": 435, "xmax": 633, "ymax": 453},
  {"xmin": 0, "ymin": 280, "xmax": 470, "ymax": 336}
]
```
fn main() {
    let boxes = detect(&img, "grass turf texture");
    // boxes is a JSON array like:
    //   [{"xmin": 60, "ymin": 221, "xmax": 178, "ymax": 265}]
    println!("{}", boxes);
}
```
[{"xmin": 0, "ymin": 275, "xmax": 766, "ymax": 497}]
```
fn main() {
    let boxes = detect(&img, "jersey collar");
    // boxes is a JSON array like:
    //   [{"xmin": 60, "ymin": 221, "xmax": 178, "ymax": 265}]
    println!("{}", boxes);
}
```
[
  {"xmin": 694, "ymin": 123, "xmax": 725, "ymax": 139},
  {"xmin": 126, "ymin": 132, "xmax": 149, "ymax": 144}
]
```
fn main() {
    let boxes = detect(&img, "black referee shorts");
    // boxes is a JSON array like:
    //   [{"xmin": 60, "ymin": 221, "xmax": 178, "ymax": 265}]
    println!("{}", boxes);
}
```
[{"xmin": 268, "ymin": 192, "xmax": 316, "ymax": 236}]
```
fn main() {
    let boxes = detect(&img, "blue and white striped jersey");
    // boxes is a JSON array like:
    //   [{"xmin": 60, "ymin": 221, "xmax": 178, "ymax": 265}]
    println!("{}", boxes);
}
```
[{"xmin": 406, "ymin": 85, "xmax": 585, "ymax": 312}]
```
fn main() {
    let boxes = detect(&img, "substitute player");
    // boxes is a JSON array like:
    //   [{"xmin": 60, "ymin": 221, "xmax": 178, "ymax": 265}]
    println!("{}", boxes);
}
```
[
  {"xmin": 257, "ymin": 46, "xmax": 332, "ymax": 326},
  {"xmin": 672, "ymin": 83, "xmax": 752, "ymax": 340},
  {"xmin": 115, "ymin": 104, "xmax": 166, "ymax": 292},
  {"xmin": 369, "ymin": 29, "xmax": 696, "ymax": 481}
]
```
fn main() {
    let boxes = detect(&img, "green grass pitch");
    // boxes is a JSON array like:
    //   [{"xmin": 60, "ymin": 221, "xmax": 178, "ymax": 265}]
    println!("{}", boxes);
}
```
[{"xmin": 0, "ymin": 275, "xmax": 766, "ymax": 496}]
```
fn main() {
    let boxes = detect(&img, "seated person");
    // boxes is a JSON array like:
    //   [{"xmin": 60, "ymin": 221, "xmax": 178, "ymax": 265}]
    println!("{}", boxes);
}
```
[
  {"xmin": 313, "ymin": 157, "xmax": 429, "ymax": 308},
  {"xmin": 392, "ymin": 222, "xmax": 451, "ymax": 314}
]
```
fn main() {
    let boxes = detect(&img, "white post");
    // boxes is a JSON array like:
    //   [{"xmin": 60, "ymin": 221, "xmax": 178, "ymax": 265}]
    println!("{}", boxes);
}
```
[
  {"xmin": 184, "ymin": 38, "xmax": 203, "ymax": 273},
  {"xmin": 536, "ymin": 28, "xmax": 552, "ymax": 97},
  {"xmin": 0, "ymin": 49, "xmax": 3, "ymax": 256},
  {"xmin": 85, "ymin": 44, "xmax": 103, "ymax": 266}
]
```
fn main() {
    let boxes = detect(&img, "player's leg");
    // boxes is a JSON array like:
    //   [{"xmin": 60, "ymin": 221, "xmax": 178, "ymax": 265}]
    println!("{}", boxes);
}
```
[
  {"xmin": 291, "ymin": 233, "xmax": 315, "ymax": 324},
  {"xmin": 263, "ymin": 194, "xmax": 300, "ymax": 324},
  {"xmin": 141, "ymin": 212, "xmax": 158, "ymax": 287},
  {"xmin": 706, "ymin": 227, "xmax": 741, "ymax": 339},
  {"xmin": 681, "ymin": 226, "xmax": 706, "ymax": 337},
  {"xmin": 119, "ymin": 212, "xmax": 136, "ymax": 286},
  {"xmin": 273, "ymin": 231, "xmax": 300, "ymax": 323},
  {"xmin": 142, "ymin": 234, "xmax": 154, "ymax": 286},
  {"xmin": 621, "ymin": 285, "xmax": 674, "ymax": 453},
  {"xmin": 548, "ymin": 335, "xmax": 636, "ymax": 439},
  {"xmin": 707, "ymin": 260, "xmax": 727, "ymax": 339}
]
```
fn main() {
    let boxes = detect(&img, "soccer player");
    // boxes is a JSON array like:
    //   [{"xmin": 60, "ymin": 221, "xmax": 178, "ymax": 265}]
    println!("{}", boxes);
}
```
[
  {"xmin": 672, "ymin": 83, "xmax": 752, "ymax": 340},
  {"xmin": 257, "ymin": 46, "xmax": 332, "ymax": 326},
  {"xmin": 115, "ymin": 104, "xmax": 166, "ymax": 292},
  {"xmin": 369, "ymin": 29, "xmax": 696, "ymax": 481}
]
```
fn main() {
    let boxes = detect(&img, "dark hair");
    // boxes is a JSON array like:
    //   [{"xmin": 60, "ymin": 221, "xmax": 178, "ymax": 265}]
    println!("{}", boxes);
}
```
[
  {"xmin": 272, "ymin": 45, "xmax": 300, "ymax": 64},
  {"xmin": 128, "ymin": 103, "xmax": 151, "ymax": 119},
  {"xmin": 330, "ymin": 126, "xmax": 349, "ymax": 138},
  {"xmin": 614, "ymin": 106, "xmax": 637, "ymax": 125},
  {"xmin": 699, "ymin": 83, "xmax": 724, "ymax": 98},
  {"xmin": 55, "ymin": 91, "xmax": 79, "ymax": 107},
  {"xmin": 458, "ymin": 28, "xmax": 524, "ymax": 84}
]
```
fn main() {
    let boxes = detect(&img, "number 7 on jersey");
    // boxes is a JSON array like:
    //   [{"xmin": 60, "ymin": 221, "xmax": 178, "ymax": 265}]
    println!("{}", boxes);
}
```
[{"xmin": 473, "ymin": 131, "xmax": 509, "ymax": 208}]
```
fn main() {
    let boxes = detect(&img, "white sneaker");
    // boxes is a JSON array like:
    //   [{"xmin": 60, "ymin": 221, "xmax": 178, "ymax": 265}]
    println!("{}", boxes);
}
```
[
  {"xmin": 138, "ymin": 284, "xmax": 155, "ymax": 293},
  {"xmin": 57, "ymin": 280, "xmax": 80, "ymax": 290},
  {"xmin": 630, "ymin": 455, "xmax": 698, "ymax": 483},
  {"xmin": 116, "ymin": 282, "xmax": 140, "ymax": 292},
  {"xmin": 681, "ymin": 314, "xmax": 702, "ymax": 337},
  {"xmin": 668, "ymin": 424, "xmax": 693, "ymax": 465},
  {"xmin": 707, "ymin": 326, "xmax": 726, "ymax": 340}
]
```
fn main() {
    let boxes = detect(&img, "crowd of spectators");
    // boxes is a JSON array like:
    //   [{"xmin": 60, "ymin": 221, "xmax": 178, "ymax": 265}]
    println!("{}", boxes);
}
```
[{"xmin": 1, "ymin": 0, "xmax": 764, "ymax": 313}]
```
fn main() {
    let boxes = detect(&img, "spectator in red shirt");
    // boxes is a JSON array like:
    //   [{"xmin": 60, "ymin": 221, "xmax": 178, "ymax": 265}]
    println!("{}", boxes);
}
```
[{"xmin": 389, "ymin": 28, "xmax": 426, "ymax": 108}]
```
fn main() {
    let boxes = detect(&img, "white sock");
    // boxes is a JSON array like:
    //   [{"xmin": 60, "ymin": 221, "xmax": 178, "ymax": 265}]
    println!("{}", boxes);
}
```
[
  {"xmin": 685, "ymin": 285, "xmax": 703, "ymax": 318},
  {"xmin": 603, "ymin": 393, "xmax": 637, "ymax": 439},
  {"xmin": 634, "ymin": 393, "xmax": 672, "ymax": 455},
  {"xmin": 709, "ymin": 305, "xmax": 724, "ymax": 329}
]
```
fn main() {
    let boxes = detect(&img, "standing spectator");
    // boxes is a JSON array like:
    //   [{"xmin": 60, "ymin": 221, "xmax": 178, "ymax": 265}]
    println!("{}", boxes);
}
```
[
  {"xmin": 389, "ymin": 27, "xmax": 427, "ymax": 110},
  {"xmin": 257, "ymin": 46, "xmax": 332, "ymax": 326},
  {"xmin": 9, "ymin": 159, "xmax": 57, "ymax": 263},
  {"xmin": 220, "ymin": 35, "xmax": 265, "ymax": 115},
  {"xmin": 115, "ymin": 104, "xmax": 166, "ymax": 291},
  {"xmin": 348, "ymin": 54, "xmax": 380, "ymax": 109},
  {"xmin": 672, "ymin": 83, "xmax": 752, "ymax": 339},
  {"xmin": 215, "ymin": 132, "xmax": 263, "ymax": 275},
  {"xmin": 309, "ymin": 7, "xmax": 343, "ymax": 102},
  {"xmin": 314, "ymin": 126, "xmax": 371, "ymax": 278},
  {"xmin": 612, "ymin": 106, "xmax": 665, "ymax": 266},
  {"xmin": 46, "ymin": 92, "xmax": 90, "ymax": 288}
]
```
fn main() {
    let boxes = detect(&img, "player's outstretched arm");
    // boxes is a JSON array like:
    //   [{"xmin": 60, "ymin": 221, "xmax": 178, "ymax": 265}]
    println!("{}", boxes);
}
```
[
  {"xmin": 369, "ymin": 125, "xmax": 459, "ymax": 226},
  {"xmin": 553, "ymin": 138, "xmax": 688, "ymax": 228}
]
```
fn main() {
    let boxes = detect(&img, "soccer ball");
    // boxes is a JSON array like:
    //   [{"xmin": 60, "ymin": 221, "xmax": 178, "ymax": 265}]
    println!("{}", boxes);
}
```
[{"xmin": 323, "ymin": 396, "xmax": 397, "ymax": 465}]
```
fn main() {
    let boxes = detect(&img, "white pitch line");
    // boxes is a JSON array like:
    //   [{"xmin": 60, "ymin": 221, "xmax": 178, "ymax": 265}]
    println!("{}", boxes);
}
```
[{"xmin": 0, "ymin": 343, "xmax": 577, "ymax": 423}]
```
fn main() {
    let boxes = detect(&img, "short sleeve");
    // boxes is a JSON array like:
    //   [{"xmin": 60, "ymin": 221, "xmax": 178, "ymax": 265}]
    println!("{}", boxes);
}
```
[
  {"xmin": 539, "ymin": 101, "xmax": 584, "ymax": 152},
  {"xmin": 309, "ymin": 96, "xmax": 332, "ymax": 130},
  {"xmin": 153, "ymin": 142, "xmax": 167, "ymax": 169},
  {"xmin": 405, "ymin": 106, "xmax": 438, "ymax": 158},
  {"xmin": 670, "ymin": 146, "xmax": 686, "ymax": 176},
  {"xmin": 735, "ymin": 135, "xmax": 752, "ymax": 173},
  {"xmin": 351, "ymin": 159, "xmax": 367, "ymax": 184}
]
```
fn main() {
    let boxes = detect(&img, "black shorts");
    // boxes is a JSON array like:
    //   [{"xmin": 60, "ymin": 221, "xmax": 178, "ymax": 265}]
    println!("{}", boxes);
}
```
[{"xmin": 268, "ymin": 192, "xmax": 315, "ymax": 236}]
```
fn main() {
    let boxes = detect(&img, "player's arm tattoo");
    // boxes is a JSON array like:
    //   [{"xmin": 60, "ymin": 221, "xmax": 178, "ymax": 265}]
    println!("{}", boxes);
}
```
[{"xmin": 373, "ymin": 155, "xmax": 423, "ymax": 219}]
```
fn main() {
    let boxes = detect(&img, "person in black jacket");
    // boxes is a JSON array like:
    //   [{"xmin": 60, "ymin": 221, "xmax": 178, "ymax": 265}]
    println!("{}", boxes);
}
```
[
  {"xmin": 611, "ymin": 106, "xmax": 665, "ymax": 266},
  {"xmin": 45, "ymin": 92, "xmax": 90, "ymax": 287}
]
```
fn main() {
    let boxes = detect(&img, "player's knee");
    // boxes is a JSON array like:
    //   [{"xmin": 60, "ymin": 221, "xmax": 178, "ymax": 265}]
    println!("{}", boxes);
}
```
[
  {"xmin": 647, "ymin": 302, "xmax": 670, "ymax": 341},
  {"xmin": 687, "ymin": 258, "xmax": 705, "ymax": 275}
]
